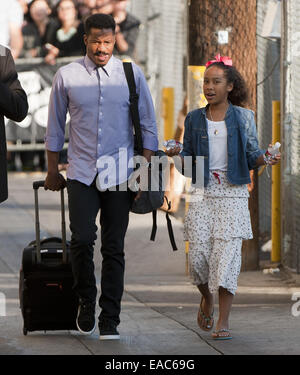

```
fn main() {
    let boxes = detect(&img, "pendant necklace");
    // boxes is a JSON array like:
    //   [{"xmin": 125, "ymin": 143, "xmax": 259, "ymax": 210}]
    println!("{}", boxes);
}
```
[{"xmin": 209, "ymin": 105, "xmax": 227, "ymax": 136}]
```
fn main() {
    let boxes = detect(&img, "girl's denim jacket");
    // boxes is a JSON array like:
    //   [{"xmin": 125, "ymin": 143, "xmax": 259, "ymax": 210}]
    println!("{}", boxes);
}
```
[{"xmin": 179, "ymin": 103, "xmax": 265, "ymax": 187}]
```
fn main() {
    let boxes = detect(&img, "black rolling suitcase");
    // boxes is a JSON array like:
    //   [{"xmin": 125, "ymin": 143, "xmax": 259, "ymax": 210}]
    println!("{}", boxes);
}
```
[{"xmin": 19, "ymin": 181, "xmax": 78, "ymax": 335}]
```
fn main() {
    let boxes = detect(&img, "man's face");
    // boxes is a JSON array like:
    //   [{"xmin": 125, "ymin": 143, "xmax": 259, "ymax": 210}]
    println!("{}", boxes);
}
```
[{"xmin": 84, "ymin": 28, "xmax": 115, "ymax": 67}]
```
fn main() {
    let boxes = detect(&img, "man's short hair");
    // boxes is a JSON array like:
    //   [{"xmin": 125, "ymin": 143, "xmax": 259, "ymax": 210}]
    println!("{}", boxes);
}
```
[{"xmin": 84, "ymin": 13, "xmax": 116, "ymax": 35}]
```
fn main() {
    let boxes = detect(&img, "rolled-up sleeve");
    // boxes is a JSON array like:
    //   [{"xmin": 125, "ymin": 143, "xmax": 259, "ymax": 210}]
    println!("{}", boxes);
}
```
[
  {"xmin": 246, "ymin": 111, "xmax": 265, "ymax": 170},
  {"xmin": 134, "ymin": 64, "xmax": 158, "ymax": 151},
  {"xmin": 45, "ymin": 69, "xmax": 68, "ymax": 152},
  {"xmin": 176, "ymin": 112, "xmax": 194, "ymax": 177}
]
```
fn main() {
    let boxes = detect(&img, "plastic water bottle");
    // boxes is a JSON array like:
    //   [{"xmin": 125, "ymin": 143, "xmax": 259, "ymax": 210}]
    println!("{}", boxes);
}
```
[
  {"xmin": 163, "ymin": 139, "xmax": 183, "ymax": 152},
  {"xmin": 265, "ymin": 142, "xmax": 281, "ymax": 162}
]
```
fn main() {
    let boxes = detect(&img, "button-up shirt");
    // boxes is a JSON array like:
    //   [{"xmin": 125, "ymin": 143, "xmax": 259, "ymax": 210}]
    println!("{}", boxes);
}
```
[{"xmin": 45, "ymin": 55, "xmax": 158, "ymax": 187}]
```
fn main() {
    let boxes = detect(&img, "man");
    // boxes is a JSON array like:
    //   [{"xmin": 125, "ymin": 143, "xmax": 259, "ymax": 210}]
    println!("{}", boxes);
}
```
[
  {"xmin": 0, "ymin": 45, "xmax": 28, "ymax": 204},
  {"xmin": 44, "ymin": 13, "xmax": 158, "ymax": 340}
]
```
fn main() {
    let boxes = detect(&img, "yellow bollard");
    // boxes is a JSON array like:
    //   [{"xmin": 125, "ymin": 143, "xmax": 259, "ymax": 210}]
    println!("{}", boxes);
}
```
[
  {"xmin": 187, "ymin": 66, "xmax": 207, "ymax": 111},
  {"xmin": 271, "ymin": 101, "xmax": 281, "ymax": 263},
  {"xmin": 162, "ymin": 88, "xmax": 175, "ymax": 141}
]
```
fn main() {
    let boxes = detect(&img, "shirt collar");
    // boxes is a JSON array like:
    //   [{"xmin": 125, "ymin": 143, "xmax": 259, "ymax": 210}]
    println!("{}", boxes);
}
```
[{"xmin": 84, "ymin": 54, "xmax": 115, "ymax": 77}]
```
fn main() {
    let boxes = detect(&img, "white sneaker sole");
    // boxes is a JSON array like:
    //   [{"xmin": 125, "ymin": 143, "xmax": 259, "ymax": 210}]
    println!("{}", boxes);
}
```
[
  {"xmin": 99, "ymin": 334, "xmax": 120, "ymax": 340},
  {"xmin": 76, "ymin": 321, "xmax": 96, "ymax": 335}
]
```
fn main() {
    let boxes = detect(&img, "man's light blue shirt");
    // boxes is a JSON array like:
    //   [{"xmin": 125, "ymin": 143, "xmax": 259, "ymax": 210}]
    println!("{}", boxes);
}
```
[{"xmin": 45, "ymin": 54, "xmax": 158, "ymax": 187}]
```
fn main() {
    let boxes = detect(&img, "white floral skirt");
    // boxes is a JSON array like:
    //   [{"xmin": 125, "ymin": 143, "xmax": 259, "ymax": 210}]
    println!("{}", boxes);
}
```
[{"xmin": 184, "ymin": 171, "xmax": 253, "ymax": 295}]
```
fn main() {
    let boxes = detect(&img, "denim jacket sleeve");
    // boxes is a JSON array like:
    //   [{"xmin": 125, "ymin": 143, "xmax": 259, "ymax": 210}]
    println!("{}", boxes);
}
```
[
  {"xmin": 180, "ymin": 112, "xmax": 193, "ymax": 158},
  {"xmin": 244, "ymin": 110, "xmax": 265, "ymax": 170}
]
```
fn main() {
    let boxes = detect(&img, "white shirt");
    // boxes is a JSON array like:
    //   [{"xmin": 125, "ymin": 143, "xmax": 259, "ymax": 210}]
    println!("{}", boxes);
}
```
[
  {"xmin": 0, "ymin": 0, "xmax": 23, "ymax": 48},
  {"xmin": 207, "ymin": 119, "xmax": 228, "ymax": 171}
]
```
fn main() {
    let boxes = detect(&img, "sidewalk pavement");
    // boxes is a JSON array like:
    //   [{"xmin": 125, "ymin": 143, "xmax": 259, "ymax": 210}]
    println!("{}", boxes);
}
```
[{"xmin": 0, "ymin": 172, "xmax": 300, "ymax": 355}]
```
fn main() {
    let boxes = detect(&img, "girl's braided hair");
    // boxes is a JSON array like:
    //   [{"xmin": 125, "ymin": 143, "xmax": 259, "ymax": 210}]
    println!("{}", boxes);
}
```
[{"xmin": 206, "ymin": 62, "xmax": 250, "ymax": 108}]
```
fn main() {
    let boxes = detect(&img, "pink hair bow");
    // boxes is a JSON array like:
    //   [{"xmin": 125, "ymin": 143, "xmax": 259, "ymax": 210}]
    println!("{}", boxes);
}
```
[{"xmin": 205, "ymin": 53, "xmax": 233, "ymax": 68}]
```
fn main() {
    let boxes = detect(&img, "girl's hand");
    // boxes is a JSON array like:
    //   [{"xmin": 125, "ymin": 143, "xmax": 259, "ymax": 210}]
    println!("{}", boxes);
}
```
[
  {"xmin": 269, "ymin": 154, "xmax": 281, "ymax": 165},
  {"xmin": 165, "ymin": 145, "xmax": 182, "ymax": 157},
  {"xmin": 267, "ymin": 143, "xmax": 281, "ymax": 166}
]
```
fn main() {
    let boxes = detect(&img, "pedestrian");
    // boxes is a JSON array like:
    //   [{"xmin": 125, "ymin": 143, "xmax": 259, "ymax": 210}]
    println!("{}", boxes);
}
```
[
  {"xmin": 166, "ymin": 54, "xmax": 281, "ymax": 340},
  {"xmin": 44, "ymin": 13, "xmax": 158, "ymax": 340},
  {"xmin": 0, "ymin": 45, "xmax": 28, "ymax": 204}
]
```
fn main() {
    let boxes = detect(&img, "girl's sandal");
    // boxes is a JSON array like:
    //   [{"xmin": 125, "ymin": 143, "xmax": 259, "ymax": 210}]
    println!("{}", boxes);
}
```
[
  {"xmin": 212, "ymin": 329, "xmax": 232, "ymax": 340},
  {"xmin": 197, "ymin": 297, "xmax": 214, "ymax": 332}
]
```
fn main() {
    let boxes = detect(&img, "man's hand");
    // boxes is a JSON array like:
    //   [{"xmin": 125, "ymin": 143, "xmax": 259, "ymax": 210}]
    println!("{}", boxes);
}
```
[
  {"xmin": 134, "ymin": 189, "xmax": 142, "ymax": 201},
  {"xmin": 44, "ymin": 172, "xmax": 66, "ymax": 191}
]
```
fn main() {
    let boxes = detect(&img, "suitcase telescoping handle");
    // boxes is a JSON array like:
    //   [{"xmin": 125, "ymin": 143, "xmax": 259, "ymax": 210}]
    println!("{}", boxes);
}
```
[{"xmin": 33, "ymin": 181, "xmax": 67, "ymax": 265}]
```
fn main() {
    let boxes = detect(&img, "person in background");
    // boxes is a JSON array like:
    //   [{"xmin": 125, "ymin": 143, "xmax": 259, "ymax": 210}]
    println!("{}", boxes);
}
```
[
  {"xmin": 18, "ymin": 0, "xmax": 57, "ymax": 171},
  {"xmin": 77, "ymin": 0, "xmax": 97, "ymax": 19},
  {"xmin": 0, "ymin": 45, "xmax": 28, "ymax": 203},
  {"xmin": 91, "ymin": 0, "xmax": 114, "ymax": 15},
  {"xmin": 21, "ymin": 0, "xmax": 57, "ymax": 58},
  {"xmin": 18, "ymin": 0, "xmax": 30, "ymax": 16},
  {"xmin": 112, "ymin": 0, "xmax": 140, "ymax": 58},
  {"xmin": 45, "ymin": 0, "xmax": 85, "ymax": 65},
  {"xmin": 0, "ymin": 0, "xmax": 24, "ymax": 59}
]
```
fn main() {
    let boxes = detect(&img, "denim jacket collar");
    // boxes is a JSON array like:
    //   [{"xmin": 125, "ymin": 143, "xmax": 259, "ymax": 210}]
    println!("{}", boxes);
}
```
[{"xmin": 199, "ymin": 101, "xmax": 234, "ymax": 119}]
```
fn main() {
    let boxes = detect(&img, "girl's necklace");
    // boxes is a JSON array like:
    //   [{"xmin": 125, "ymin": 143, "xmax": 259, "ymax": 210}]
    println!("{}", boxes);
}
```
[{"xmin": 209, "ymin": 105, "xmax": 228, "ymax": 135}]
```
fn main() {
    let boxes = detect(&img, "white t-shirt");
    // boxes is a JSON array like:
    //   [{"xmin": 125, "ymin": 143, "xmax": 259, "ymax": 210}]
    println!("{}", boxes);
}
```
[
  {"xmin": 207, "ymin": 118, "xmax": 228, "ymax": 171},
  {"xmin": 0, "ymin": 0, "xmax": 23, "ymax": 48}
]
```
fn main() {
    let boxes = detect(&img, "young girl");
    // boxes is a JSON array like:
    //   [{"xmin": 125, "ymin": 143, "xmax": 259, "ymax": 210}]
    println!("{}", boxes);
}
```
[{"xmin": 166, "ymin": 55, "xmax": 280, "ymax": 340}]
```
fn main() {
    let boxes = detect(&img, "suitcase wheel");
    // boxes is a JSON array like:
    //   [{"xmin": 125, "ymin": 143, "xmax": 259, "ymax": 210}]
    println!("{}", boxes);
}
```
[{"xmin": 23, "ymin": 326, "xmax": 28, "ymax": 336}]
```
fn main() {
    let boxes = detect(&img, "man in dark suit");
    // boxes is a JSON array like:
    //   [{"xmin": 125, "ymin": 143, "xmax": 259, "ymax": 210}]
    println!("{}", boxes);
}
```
[{"xmin": 0, "ymin": 45, "xmax": 28, "ymax": 203}]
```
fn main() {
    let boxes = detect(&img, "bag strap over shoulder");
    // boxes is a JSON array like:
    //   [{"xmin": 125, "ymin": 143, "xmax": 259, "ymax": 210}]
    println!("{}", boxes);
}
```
[{"xmin": 123, "ymin": 62, "xmax": 144, "ymax": 156}]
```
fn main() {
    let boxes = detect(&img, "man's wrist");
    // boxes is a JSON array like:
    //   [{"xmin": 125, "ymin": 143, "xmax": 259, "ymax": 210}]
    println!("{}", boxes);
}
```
[{"xmin": 47, "ymin": 169, "xmax": 59, "ymax": 175}]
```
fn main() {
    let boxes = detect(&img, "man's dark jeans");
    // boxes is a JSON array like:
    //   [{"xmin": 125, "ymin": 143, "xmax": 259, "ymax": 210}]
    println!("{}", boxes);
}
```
[{"xmin": 67, "ymin": 178, "xmax": 133, "ymax": 326}]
